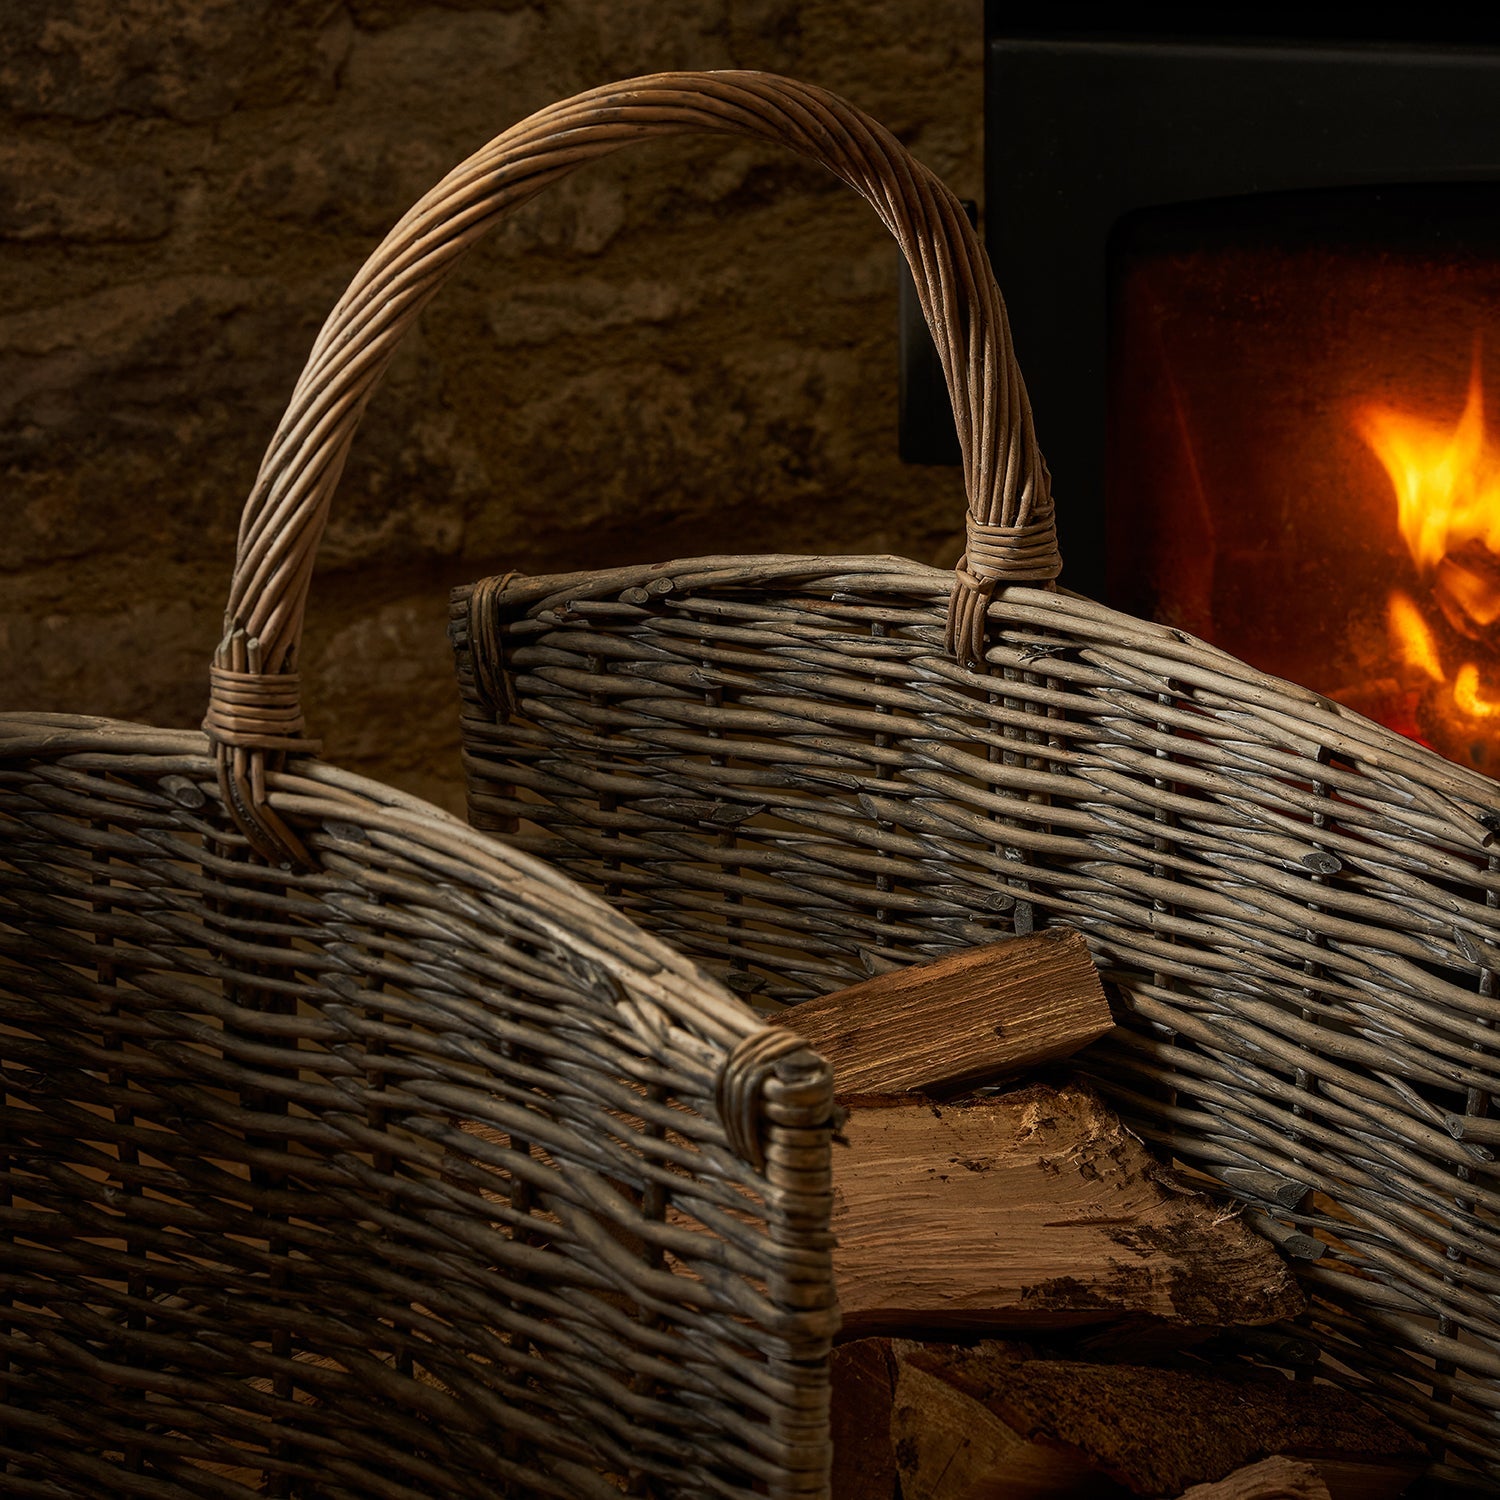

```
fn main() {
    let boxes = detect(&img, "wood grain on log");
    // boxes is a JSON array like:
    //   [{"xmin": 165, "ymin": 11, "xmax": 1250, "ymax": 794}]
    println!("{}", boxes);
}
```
[
  {"xmin": 833, "ymin": 1081, "xmax": 1304, "ymax": 1334},
  {"xmin": 774, "ymin": 931, "xmax": 1113, "ymax": 1096}
]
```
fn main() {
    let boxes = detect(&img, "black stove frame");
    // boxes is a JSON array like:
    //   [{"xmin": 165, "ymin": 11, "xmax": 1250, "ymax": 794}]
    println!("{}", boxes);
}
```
[{"xmin": 978, "ymin": 10, "xmax": 1500, "ymax": 602}]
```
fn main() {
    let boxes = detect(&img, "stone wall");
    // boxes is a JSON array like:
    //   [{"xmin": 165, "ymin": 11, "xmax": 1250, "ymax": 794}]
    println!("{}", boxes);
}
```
[{"xmin": 1, "ymin": 0, "xmax": 982, "ymax": 811}]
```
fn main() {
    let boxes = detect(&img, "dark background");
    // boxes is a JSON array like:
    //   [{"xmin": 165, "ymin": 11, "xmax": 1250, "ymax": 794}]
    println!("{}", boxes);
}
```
[{"xmin": 0, "ymin": 0, "xmax": 982, "ymax": 812}]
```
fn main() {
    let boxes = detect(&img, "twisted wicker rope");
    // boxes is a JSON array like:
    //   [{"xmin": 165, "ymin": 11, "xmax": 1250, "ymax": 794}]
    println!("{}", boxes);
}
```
[
  {"xmin": 467, "ymin": 572, "xmax": 521, "ymax": 722},
  {"xmin": 202, "ymin": 667, "xmax": 310, "ymax": 751},
  {"xmin": 716, "ymin": 1028, "xmax": 815, "ymax": 1172},
  {"xmin": 948, "ymin": 501, "xmax": 1062, "ymax": 665}
]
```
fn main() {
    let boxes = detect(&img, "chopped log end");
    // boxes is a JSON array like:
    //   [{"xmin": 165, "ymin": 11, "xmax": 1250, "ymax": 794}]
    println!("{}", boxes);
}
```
[
  {"xmin": 913, "ymin": 1344, "xmax": 1423, "ymax": 1497},
  {"xmin": 891, "ymin": 1355, "xmax": 1124, "ymax": 1500}
]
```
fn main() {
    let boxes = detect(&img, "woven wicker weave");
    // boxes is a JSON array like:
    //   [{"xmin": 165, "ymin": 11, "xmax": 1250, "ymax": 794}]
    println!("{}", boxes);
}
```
[
  {"xmin": 444, "ymin": 74, "xmax": 1500, "ymax": 1485},
  {"xmin": 0, "ymin": 76, "xmax": 882, "ymax": 1500}
]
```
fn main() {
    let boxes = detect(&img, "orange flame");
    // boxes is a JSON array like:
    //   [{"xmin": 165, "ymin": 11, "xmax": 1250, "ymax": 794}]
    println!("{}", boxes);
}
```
[
  {"xmin": 1387, "ymin": 589, "xmax": 1444, "ymax": 682},
  {"xmin": 1454, "ymin": 664, "xmax": 1500, "ymax": 719},
  {"xmin": 1356, "ymin": 354, "xmax": 1500, "ymax": 580},
  {"xmin": 1356, "ymin": 353, "xmax": 1500, "ymax": 731}
]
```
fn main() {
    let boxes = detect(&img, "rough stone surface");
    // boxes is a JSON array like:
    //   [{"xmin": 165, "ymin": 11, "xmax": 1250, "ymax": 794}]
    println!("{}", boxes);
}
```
[{"xmin": 3, "ymin": 0, "xmax": 982, "ymax": 814}]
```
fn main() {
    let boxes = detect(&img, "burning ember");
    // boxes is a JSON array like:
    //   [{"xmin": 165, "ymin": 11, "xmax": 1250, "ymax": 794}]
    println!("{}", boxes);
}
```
[{"xmin": 1355, "ymin": 351, "xmax": 1500, "ymax": 770}]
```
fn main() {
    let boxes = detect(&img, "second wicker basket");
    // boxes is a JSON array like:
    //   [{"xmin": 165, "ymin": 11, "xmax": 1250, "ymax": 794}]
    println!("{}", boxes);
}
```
[{"xmin": 439, "ymin": 72, "xmax": 1500, "ymax": 1485}]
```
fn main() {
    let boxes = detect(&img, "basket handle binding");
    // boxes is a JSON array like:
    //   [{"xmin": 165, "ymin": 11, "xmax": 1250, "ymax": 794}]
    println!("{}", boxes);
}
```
[{"xmin": 206, "ymin": 70, "xmax": 1058, "ymax": 865}]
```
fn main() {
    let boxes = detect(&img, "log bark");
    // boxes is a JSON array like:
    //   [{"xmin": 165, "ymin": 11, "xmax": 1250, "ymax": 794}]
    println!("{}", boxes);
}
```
[
  {"xmin": 833, "ymin": 1081, "xmax": 1304, "ymax": 1334},
  {"xmin": 773, "ymin": 931, "xmax": 1113, "ymax": 1096}
]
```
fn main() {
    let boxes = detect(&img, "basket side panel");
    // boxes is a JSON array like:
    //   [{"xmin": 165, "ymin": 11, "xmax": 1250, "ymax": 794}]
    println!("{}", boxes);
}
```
[
  {"xmin": 0, "ymin": 733, "xmax": 835, "ymax": 1499},
  {"xmin": 456, "ymin": 561, "xmax": 1500, "ymax": 1484}
]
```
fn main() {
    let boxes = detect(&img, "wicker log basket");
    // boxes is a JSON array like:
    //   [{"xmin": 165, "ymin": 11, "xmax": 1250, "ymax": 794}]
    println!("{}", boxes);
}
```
[
  {"xmin": 6, "ymin": 69, "xmax": 1500, "ymax": 1500},
  {"xmin": 0, "ymin": 76, "xmax": 921, "ymax": 1500},
  {"xmin": 434, "ymin": 74, "xmax": 1500, "ymax": 1487}
]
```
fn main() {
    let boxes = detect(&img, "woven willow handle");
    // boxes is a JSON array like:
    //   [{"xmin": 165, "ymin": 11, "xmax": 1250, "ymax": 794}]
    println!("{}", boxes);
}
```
[{"xmin": 207, "ymin": 69, "xmax": 1056, "ymax": 864}]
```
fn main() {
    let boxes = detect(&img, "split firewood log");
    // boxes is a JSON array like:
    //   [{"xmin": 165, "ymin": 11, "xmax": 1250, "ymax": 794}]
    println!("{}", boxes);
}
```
[
  {"xmin": 831, "ymin": 1337, "xmax": 1425, "ymax": 1500},
  {"xmin": 832, "ymin": 1081, "xmax": 1304, "ymax": 1335},
  {"xmin": 1177, "ymin": 1455, "xmax": 1331, "ymax": 1500},
  {"xmin": 772, "ymin": 930, "xmax": 1113, "ymax": 1096}
]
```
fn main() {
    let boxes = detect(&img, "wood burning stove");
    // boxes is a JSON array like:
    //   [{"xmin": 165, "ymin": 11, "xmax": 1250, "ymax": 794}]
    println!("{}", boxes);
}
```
[{"xmin": 981, "ymin": 10, "xmax": 1500, "ymax": 770}]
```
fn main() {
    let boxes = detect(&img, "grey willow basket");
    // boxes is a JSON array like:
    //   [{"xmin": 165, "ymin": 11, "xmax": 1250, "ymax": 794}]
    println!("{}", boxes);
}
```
[
  {"xmin": 0, "ymin": 77, "xmax": 867, "ymax": 1500},
  {"xmin": 448, "ymin": 74, "xmax": 1500, "ymax": 1486}
]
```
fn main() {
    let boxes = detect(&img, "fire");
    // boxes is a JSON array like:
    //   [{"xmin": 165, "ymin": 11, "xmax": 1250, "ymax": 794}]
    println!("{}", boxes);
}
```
[
  {"xmin": 1355, "ymin": 352, "xmax": 1500, "ymax": 752},
  {"xmin": 1455, "ymin": 664, "xmax": 1500, "ymax": 719},
  {"xmin": 1387, "ymin": 589, "xmax": 1443, "ymax": 683},
  {"xmin": 1357, "ymin": 356, "xmax": 1500, "ymax": 581}
]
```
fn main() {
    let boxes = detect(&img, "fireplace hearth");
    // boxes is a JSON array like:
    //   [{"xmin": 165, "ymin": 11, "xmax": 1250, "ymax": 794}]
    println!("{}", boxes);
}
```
[
  {"xmin": 1108, "ymin": 183, "xmax": 1500, "ymax": 773},
  {"xmin": 982, "ymin": 10, "xmax": 1500, "ymax": 767}
]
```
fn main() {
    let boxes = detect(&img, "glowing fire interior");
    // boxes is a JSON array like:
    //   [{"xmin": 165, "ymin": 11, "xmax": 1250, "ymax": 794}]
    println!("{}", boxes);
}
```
[{"xmin": 1355, "ymin": 352, "xmax": 1500, "ymax": 725}]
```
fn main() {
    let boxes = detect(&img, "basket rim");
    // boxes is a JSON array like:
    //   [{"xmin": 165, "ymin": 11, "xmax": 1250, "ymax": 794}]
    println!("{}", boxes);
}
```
[
  {"xmin": 451, "ymin": 554, "xmax": 1500, "ymax": 826},
  {"xmin": 0, "ymin": 710, "xmax": 769, "ymax": 1061}
]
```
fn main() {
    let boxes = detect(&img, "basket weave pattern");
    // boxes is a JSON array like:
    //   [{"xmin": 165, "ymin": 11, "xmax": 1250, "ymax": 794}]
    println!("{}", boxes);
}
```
[
  {"xmin": 0, "ymin": 73, "xmax": 929, "ymax": 1500},
  {"xmin": 0, "ymin": 717, "xmax": 834, "ymax": 1496},
  {"xmin": 7, "ymin": 64, "xmax": 1500, "ymax": 1494}
]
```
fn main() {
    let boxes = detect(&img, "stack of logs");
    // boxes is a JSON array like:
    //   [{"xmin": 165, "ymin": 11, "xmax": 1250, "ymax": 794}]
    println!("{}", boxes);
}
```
[{"xmin": 772, "ymin": 933, "xmax": 1426, "ymax": 1500}]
